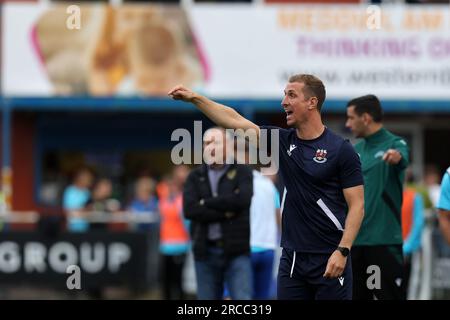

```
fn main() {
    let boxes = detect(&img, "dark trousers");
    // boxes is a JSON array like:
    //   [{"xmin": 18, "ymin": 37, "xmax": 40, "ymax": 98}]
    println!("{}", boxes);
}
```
[
  {"xmin": 352, "ymin": 245, "xmax": 406, "ymax": 300},
  {"xmin": 161, "ymin": 254, "xmax": 186, "ymax": 300},
  {"xmin": 251, "ymin": 250, "xmax": 275, "ymax": 299}
]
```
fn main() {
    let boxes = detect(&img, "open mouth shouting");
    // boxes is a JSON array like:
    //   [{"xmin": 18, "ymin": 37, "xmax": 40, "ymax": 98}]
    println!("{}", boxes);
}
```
[{"xmin": 285, "ymin": 109, "xmax": 294, "ymax": 121}]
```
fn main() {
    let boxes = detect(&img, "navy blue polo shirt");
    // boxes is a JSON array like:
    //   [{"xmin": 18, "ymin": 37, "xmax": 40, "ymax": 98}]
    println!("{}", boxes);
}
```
[{"xmin": 260, "ymin": 126, "xmax": 363, "ymax": 254}]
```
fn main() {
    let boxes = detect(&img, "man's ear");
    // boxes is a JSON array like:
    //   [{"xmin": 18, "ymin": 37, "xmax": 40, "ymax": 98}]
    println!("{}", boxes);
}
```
[
  {"xmin": 308, "ymin": 97, "xmax": 318, "ymax": 110},
  {"xmin": 362, "ymin": 112, "xmax": 372, "ymax": 125}
]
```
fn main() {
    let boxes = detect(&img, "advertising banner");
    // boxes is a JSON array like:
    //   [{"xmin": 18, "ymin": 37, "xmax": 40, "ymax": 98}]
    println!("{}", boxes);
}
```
[
  {"xmin": 3, "ymin": 4, "xmax": 450, "ymax": 99},
  {"xmin": 0, "ymin": 231, "xmax": 150, "ymax": 289}
]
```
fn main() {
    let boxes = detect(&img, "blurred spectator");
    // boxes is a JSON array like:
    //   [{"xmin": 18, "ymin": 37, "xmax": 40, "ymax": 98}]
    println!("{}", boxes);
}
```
[
  {"xmin": 404, "ymin": 167, "xmax": 433, "ymax": 210},
  {"xmin": 183, "ymin": 127, "xmax": 253, "ymax": 300},
  {"xmin": 128, "ymin": 176, "xmax": 159, "ymax": 231},
  {"xmin": 266, "ymin": 173, "xmax": 282, "ymax": 229},
  {"xmin": 401, "ymin": 175, "xmax": 425, "ymax": 294},
  {"xmin": 266, "ymin": 172, "xmax": 283, "ymax": 298},
  {"xmin": 84, "ymin": 178, "xmax": 120, "ymax": 299},
  {"xmin": 156, "ymin": 174, "xmax": 171, "ymax": 201},
  {"xmin": 437, "ymin": 166, "xmax": 450, "ymax": 245},
  {"xmin": 85, "ymin": 178, "xmax": 121, "ymax": 231},
  {"xmin": 249, "ymin": 169, "xmax": 281, "ymax": 299},
  {"xmin": 424, "ymin": 164, "xmax": 442, "ymax": 208},
  {"xmin": 63, "ymin": 167, "xmax": 94, "ymax": 232},
  {"xmin": 159, "ymin": 166, "xmax": 191, "ymax": 300},
  {"xmin": 127, "ymin": 176, "xmax": 160, "ymax": 294},
  {"xmin": 172, "ymin": 165, "xmax": 190, "ymax": 194},
  {"xmin": 223, "ymin": 168, "xmax": 281, "ymax": 300}
]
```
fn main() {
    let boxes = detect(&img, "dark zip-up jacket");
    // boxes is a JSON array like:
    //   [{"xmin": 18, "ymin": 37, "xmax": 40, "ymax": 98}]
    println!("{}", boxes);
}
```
[{"xmin": 183, "ymin": 164, "xmax": 253, "ymax": 260}]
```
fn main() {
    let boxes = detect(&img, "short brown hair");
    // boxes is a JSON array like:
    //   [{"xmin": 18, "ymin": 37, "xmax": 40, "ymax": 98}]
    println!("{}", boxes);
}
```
[{"xmin": 289, "ymin": 74, "xmax": 326, "ymax": 112}]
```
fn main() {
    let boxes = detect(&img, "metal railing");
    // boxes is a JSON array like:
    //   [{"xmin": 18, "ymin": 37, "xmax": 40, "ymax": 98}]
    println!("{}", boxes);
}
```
[{"xmin": 0, "ymin": 211, "xmax": 159, "ymax": 224}]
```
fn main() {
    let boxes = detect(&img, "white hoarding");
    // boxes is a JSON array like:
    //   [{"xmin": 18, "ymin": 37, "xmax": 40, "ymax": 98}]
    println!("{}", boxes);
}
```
[{"xmin": 3, "ymin": 4, "xmax": 450, "ymax": 99}]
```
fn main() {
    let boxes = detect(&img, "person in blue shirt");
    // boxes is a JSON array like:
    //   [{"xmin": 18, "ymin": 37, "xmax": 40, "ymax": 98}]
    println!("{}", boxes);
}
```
[
  {"xmin": 63, "ymin": 167, "xmax": 94, "ymax": 232},
  {"xmin": 128, "ymin": 176, "xmax": 160, "ymax": 231},
  {"xmin": 438, "ymin": 167, "xmax": 450, "ymax": 245},
  {"xmin": 401, "ymin": 177, "xmax": 425, "ymax": 297},
  {"xmin": 168, "ymin": 74, "xmax": 365, "ymax": 300},
  {"xmin": 128, "ymin": 176, "xmax": 160, "ymax": 292},
  {"xmin": 249, "ymin": 170, "xmax": 281, "ymax": 299}
]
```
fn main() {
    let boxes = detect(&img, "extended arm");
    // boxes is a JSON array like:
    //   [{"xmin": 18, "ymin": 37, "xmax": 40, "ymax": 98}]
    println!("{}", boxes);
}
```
[
  {"xmin": 168, "ymin": 85, "xmax": 260, "ymax": 139},
  {"xmin": 383, "ymin": 138, "xmax": 409, "ymax": 168}
]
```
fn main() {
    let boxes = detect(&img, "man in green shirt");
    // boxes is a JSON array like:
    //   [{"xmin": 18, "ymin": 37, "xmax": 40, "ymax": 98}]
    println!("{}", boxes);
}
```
[{"xmin": 346, "ymin": 94, "xmax": 409, "ymax": 300}]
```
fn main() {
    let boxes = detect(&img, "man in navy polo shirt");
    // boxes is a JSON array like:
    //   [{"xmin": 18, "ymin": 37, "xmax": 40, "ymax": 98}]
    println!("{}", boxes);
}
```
[{"xmin": 168, "ymin": 74, "xmax": 365, "ymax": 300}]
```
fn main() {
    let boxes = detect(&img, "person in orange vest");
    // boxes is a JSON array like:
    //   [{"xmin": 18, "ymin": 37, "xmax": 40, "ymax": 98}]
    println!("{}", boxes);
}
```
[
  {"xmin": 158, "ymin": 165, "xmax": 191, "ymax": 300},
  {"xmin": 401, "ymin": 173, "xmax": 425, "ymax": 294}
]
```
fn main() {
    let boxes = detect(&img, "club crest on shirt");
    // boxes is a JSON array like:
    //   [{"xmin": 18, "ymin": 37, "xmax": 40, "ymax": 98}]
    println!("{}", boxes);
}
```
[{"xmin": 313, "ymin": 149, "xmax": 327, "ymax": 163}]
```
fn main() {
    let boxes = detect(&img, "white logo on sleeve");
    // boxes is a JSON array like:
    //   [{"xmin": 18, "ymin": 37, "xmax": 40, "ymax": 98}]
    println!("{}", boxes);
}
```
[
  {"xmin": 338, "ymin": 276, "xmax": 345, "ymax": 286},
  {"xmin": 374, "ymin": 150, "xmax": 385, "ymax": 159},
  {"xmin": 395, "ymin": 278, "xmax": 402, "ymax": 287},
  {"xmin": 287, "ymin": 144, "xmax": 297, "ymax": 156}
]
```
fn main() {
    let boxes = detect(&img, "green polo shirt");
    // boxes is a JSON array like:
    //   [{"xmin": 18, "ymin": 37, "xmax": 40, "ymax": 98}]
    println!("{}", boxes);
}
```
[{"xmin": 354, "ymin": 127, "xmax": 409, "ymax": 246}]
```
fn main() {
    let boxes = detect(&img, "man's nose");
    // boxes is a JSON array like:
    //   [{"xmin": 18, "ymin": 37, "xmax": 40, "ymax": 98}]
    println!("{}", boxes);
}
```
[{"xmin": 281, "ymin": 96, "xmax": 288, "ymax": 107}]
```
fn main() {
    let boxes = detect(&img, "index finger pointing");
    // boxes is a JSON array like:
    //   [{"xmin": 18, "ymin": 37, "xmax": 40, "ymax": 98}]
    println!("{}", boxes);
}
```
[{"xmin": 168, "ymin": 85, "xmax": 184, "ymax": 96}]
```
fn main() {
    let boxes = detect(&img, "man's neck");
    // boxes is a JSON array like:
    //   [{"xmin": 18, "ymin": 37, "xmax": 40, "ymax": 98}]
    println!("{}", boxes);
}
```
[
  {"xmin": 295, "ymin": 116, "xmax": 325, "ymax": 140},
  {"xmin": 364, "ymin": 123, "xmax": 383, "ymax": 137}
]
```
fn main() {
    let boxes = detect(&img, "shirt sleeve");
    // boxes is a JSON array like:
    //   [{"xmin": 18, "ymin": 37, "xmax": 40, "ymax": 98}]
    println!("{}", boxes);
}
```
[
  {"xmin": 338, "ymin": 140, "xmax": 364, "ymax": 189},
  {"xmin": 259, "ymin": 125, "xmax": 293, "ymax": 152},
  {"xmin": 438, "ymin": 170, "xmax": 450, "ymax": 211},
  {"xmin": 392, "ymin": 137, "xmax": 410, "ymax": 169}
]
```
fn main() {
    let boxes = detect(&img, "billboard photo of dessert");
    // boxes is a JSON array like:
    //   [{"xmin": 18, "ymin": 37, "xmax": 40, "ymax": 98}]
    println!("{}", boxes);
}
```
[{"xmin": 32, "ymin": 5, "xmax": 206, "ymax": 96}]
